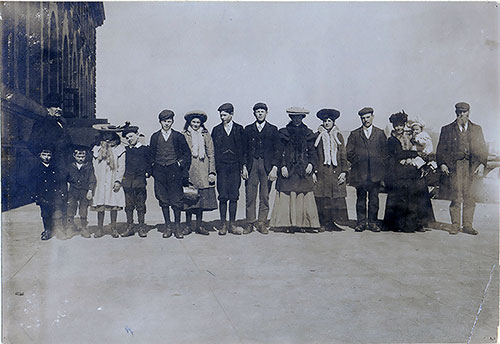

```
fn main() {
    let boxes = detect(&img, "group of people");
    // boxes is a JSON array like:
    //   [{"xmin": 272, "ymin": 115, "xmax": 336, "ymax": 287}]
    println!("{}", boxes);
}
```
[{"xmin": 29, "ymin": 94, "xmax": 488, "ymax": 240}]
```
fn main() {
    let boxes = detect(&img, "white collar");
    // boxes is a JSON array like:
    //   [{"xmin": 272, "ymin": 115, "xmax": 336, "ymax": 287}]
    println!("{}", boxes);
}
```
[
  {"xmin": 223, "ymin": 121, "xmax": 233, "ymax": 134},
  {"xmin": 458, "ymin": 122, "xmax": 469, "ymax": 132},
  {"xmin": 161, "ymin": 129, "xmax": 172, "ymax": 139},
  {"xmin": 76, "ymin": 162, "xmax": 83, "ymax": 169},
  {"xmin": 42, "ymin": 162, "xmax": 50, "ymax": 167},
  {"xmin": 129, "ymin": 142, "xmax": 143, "ymax": 148},
  {"xmin": 256, "ymin": 121, "xmax": 266, "ymax": 131}
]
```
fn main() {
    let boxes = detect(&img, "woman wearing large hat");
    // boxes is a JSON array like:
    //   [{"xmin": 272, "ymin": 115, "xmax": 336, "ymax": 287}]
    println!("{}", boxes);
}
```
[
  {"xmin": 181, "ymin": 111, "xmax": 218, "ymax": 235},
  {"xmin": 269, "ymin": 107, "xmax": 320, "ymax": 232},
  {"xmin": 90, "ymin": 124, "xmax": 126, "ymax": 238},
  {"xmin": 313, "ymin": 108, "xmax": 349, "ymax": 231}
]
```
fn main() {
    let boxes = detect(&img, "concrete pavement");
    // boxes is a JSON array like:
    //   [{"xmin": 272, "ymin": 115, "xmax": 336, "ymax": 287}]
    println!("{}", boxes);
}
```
[{"xmin": 2, "ymin": 186, "xmax": 498, "ymax": 343}]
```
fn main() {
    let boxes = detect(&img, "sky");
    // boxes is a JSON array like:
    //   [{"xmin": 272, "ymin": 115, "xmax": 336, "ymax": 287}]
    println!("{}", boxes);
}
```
[{"xmin": 96, "ymin": 2, "xmax": 499, "ymax": 143}]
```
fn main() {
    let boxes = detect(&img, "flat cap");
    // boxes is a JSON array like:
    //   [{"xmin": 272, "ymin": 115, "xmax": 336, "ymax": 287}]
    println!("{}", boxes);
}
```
[
  {"xmin": 253, "ymin": 102, "xmax": 268, "ymax": 112},
  {"xmin": 316, "ymin": 108, "xmax": 340, "ymax": 121},
  {"xmin": 158, "ymin": 109, "xmax": 175, "ymax": 121},
  {"xmin": 389, "ymin": 111, "xmax": 408, "ymax": 125},
  {"xmin": 184, "ymin": 110, "xmax": 208, "ymax": 124},
  {"xmin": 286, "ymin": 107, "xmax": 309, "ymax": 116},
  {"xmin": 218, "ymin": 103, "xmax": 234, "ymax": 113},
  {"xmin": 45, "ymin": 92, "xmax": 63, "ymax": 108},
  {"xmin": 455, "ymin": 102, "xmax": 470, "ymax": 112},
  {"xmin": 358, "ymin": 107, "xmax": 374, "ymax": 116}
]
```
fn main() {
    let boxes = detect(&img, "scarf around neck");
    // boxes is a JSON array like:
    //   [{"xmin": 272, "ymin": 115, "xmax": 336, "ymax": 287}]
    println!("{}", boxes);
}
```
[
  {"xmin": 188, "ymin": 126, "xmax": 206, "ymax": 160},
  {"xmin": 315, "ymin": 125, "xmax": 341, "ymax": 166},
  {"xmin": 97, "ymin": 141, "xmax": 117, "ymax": 171}
]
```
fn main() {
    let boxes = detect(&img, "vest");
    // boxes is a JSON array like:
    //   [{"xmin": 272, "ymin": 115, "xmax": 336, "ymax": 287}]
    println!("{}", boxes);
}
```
[
  {"xmin": 457, "ymin": 127, "xmax": 470, "ymax": 160},
  {"xmin": 155, "ymin": 133, "xmax": 177, "ymax": 166},
  {"xmin": 219, "ymin": 131, "xmax": 238, "ymax": 164}
]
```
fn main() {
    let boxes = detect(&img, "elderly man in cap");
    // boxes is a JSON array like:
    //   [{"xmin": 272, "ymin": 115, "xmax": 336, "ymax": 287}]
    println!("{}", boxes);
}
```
[
  {"xmin": 436, "ymin": 102, "xmax": 488, "ymax": 235},
  {"xmin": 242, "ymin": 102, "xmax": 280, "ymax": 234},
  {"xmin": 150, "ymin": 110, "xmax": 191, "ymax": 239},
  {"xmin": 346, "ymin": 107, "xmax": 388, "ymax": 232},
  {"xmin": 211, "ymin": 102, "xmax": 246, "ymax": 235},
  {"xmin": 28, "ymin": 92, "xmax": 72, "ymax": 167}
]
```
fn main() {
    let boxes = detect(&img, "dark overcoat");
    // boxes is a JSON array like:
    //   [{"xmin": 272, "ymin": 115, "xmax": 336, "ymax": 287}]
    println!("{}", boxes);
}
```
[
  {"xmin": 275, "ymin": 122, "xmax": 318, "ymax": 194},
  {"xmin": 28, "ymin": 116, "xmax": 72, "ymax": 159},
  {"xmin": 346, "ymin": 126, "xmax": 387, "ymax": 187},
  {"xmin": 436, "ymin": 120, "xmax": 488, "ymax": 200},
  {"xmin": 313, "ymin": 131, "xmax": 348, "ymax": 198},
  {"xmin": 244, "ymin": 121, "xmax": 280, "ymax": 174},
  {"xmin": 150, "ymin": 130, "xmax": 192, "ymax": 181}
]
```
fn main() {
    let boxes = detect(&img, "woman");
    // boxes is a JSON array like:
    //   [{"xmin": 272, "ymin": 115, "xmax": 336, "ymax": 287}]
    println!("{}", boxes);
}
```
[
  {"xmin": 91, "ymin": 126, "xmax": 126, "ymax": 238},
  {"xmin": 383, "ymin": 112, "xmax": 434, "ymax": 232},
  {"xmin": 313, "ymin": 108, "xmax": 349, "ymax": 232},
  {"xmin": 181, "ymin": 111, "xmax": 218, "ymax": 235},
  {"xmin": 270, "ymin": 107, "xmax": 320, "ymax": 233}
]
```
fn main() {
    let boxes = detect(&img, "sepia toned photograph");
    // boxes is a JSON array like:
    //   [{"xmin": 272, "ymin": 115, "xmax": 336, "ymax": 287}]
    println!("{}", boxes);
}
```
[{"xmin": 1, "ymin": 1, "xmax": 499, "ymax": 343}]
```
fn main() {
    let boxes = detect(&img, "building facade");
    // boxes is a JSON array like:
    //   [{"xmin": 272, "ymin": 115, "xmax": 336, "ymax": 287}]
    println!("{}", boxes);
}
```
[{"xmin": 1, "ymin": 2, "xmax": 106, "ymax": 210}]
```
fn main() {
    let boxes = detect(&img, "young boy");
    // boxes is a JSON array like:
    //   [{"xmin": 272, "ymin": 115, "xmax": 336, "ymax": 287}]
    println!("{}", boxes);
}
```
[
  {"xmin": 31, "ymin": 145, "xmax": 67, "ymax": 240},
  {"xmin": 121, "ymin": 125, "xmax": 152, "ymax": 238},
  {"xmin": 66, "ymin": 145, "xmax": 96, "ymax": 238}
]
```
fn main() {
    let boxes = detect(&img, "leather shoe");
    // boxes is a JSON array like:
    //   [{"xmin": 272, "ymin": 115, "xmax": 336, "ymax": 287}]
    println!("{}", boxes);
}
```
[
  {"xmin": 182, "ymin": 225, "xmax": 192, "ymax": 236},
  {"xmin": 318, "ymin": 226, "xmax": 326, "ymax": 233},
  {"xmin": 449, "ymin": 224, "xmax": 459, "ymax": 235},
  {"xmin": 228, "ymin": 224, "xmax": 242, "ymax": 235},
  {"xmin": 174, "ymin": 224, "xmax": 183, "ymax": 239},
  {"xmin": 218, "ymin": 222, "xmax": 228, "ymax": 235},
  {"xmin": 138, "ymin": 226, "xmax": 148, "ymax": 238},
  {"xmin": 41, "ymin": 230, "xmax": 52, "ymax": 241},
  {"xmin": 368, "ymin": 222, "xmax": 381, "ymax": 232},
  {"xmin": 121, "ymin": 225, "xmax": 135, "ymax": 237},
  {"xmin": 462, "ymin": 226, "xmax": 478, "ymax": 235},
  {"xmin": 257, "ymin": 222, "xmax": 269, "ymax": 234},
  {"xmin": 354, "ymin": 223, "xmax": 365, "ymax": 232},
  {"xmin": 196, "ymin": 226, "xmax": 210, "ymax": 235},
  {"xmin": 94, "ymin": 226, "xmax": 104, "ymax": 238},
  {"xmin": 110, "ymin": 227, "xmax": 120, "ymax": 238},
  {"xmin": 242, "ymin": 223, "xmax": 254, "ymax": 234},
  {"xmin": 162, "ymin": 226, "xmax": 173, "ymax": 238}
]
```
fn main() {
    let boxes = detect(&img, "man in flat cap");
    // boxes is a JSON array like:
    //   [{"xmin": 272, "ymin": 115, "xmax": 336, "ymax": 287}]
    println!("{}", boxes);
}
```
[
  {"xmin": 346, "ymin": 107, "xmax": 388, "ymax": 232},
  {"xmin": 242, "ymin": 102, "xmax": 280, "ymax": 234},
  {"xmin": 150, "ymin": 110, "xmax": 191, "ymax": 239},
  {"xmin": 436, "ymin": 102, "xmax": 488, "ymax": 235},
  {"xmin": 211, "ymin": 103, "xmax": 245, "ymax": 235}
]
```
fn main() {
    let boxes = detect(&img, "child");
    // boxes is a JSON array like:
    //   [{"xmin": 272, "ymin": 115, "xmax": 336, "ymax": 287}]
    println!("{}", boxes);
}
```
[
  {"xmin": 120, "ymin": 124, "xmax": 152, "ymax": 238},
  {"xmin": 410, "ymin": 118, "xmax": 434, "ymax": 155},
  {"xmin": 91, "ymin": 125, "xmax": 126, "ymax": 238},
  {"xmin": 66, "ymin": 145, "xmax": 96, "ymax": 238},
  {"xmin": 31, "ymin": 145, "xmax": 67, "ymax": 240}
]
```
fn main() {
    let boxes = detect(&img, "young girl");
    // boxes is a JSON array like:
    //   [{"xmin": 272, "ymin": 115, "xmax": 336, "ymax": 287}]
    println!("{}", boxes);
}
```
[{"xmin": 91, "ymin": 125, "xmax": 126, "ymax": 238}]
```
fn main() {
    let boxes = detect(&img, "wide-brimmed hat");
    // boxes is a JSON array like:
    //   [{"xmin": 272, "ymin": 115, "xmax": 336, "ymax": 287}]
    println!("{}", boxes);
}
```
[
  {"xmin": 316, "ymin": 108, "xmax": 340, "ymax": 121},
  {"xmin": 92, "ymin": 123, "xmax": 124, "ymax": 132},
  {"xmin": 184, "ymin": 110, "xmax": 208, "ymax": 124}
]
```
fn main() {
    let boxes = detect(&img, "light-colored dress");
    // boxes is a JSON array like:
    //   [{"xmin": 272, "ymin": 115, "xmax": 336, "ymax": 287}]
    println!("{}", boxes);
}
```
[{"xmin": 91, "ymin": 144, "xmax": 126, "ymax": 211}]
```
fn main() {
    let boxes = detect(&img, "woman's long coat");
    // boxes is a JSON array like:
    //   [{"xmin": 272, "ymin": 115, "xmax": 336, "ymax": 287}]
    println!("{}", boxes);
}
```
[
  {"xmin": 182, "ymin": 129, "xmax": 216, "ymax": 189},
  {"xmin": 92, "ymin": 144, "xmax": 126, "ymax": 208},
  {"xmin": 313, "ymin": 131, "xmax": 348, "ymax": 199}
]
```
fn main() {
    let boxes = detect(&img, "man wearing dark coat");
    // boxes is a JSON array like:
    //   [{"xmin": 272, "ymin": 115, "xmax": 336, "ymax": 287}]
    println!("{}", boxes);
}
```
[
  {"xmin": 242, "ymin": 102, "xmax": 279, "ymax": 234},
  {"xmin": 150, "ymin": 110, "xmax": 191, "ymax": 239},
  {"xmin": 436, "ymin": 102, "xmax": 488, "ymax": 235},
  {"xmin": 346, "ymin": 107, "xmax": 388, "ymax": 232},
  {"xmin": 28, "ymin": 93, "xmax": 72, "ymax": 167},
  {"xmin": 211, "ymin": 103, "xmax": 245, "ymax": 235}
]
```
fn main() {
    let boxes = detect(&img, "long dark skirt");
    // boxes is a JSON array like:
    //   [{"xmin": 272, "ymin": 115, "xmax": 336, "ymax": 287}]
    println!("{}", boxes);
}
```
[{"xmin": 384, "ymin": 177, "xmax": 435, "ymax": 232}]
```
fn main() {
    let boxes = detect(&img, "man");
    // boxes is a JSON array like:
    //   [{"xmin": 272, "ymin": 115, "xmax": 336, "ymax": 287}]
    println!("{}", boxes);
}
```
[
  {"xmin": 150, "ymin": 110, "xmax": 191, "ymax": 239},
  {"xmin": 242, "ymin": 102, "xmax": 279, "ymax": 234},
  {"xmin": 346, "ymin": 107, "xmax": 387, "ymax": 232},
  {"xmin": 211, "ymin": 103, "xmax": 245, "ymax": 235},
  {"xmin": 436, "ymin": 102, "xmax": 488, "ymax": 235},
  {"xmin": 28, "ymin": 93, "xmax": 72, "ymax": 167}
]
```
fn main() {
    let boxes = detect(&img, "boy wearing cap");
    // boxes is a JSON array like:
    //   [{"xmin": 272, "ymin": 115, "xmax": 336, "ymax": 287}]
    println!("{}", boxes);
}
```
[
  {"xmin": 121, "ymin": 125, "xmax": 152, "ymax": 238},
  {"xmin": 436, "ymin": 102, "xmax": 488, "ymax": 235},
  {"xmin": 65, "ymin": 145, "xmax": 96, "ymax": 238},
  {"xmin": 346, "ymin": 107, "xmax": 388, "ymax": 232},
  {"xmin": 211, "ymin": 103, "xmax": 246, "ymax": 235},
  {"xmin": 150, "ymin": 110, "xmax": 191, "ymax": 239},
  {"xmin": 31, "ymin": 145, "xmax": 68, "ymax": 240},
  {"xmin": 242, "ymin": 102, "xmax": 279, "ymax": 234}
]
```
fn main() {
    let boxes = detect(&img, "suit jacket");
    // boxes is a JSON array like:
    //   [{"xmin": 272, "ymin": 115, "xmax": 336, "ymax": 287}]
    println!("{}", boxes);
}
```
[
  {"xmin": 436, "ymin": 120, "xmax": 488, "ymax": 200},
  {"xmin": 150, "ymin": 130, "xmax": 192, "ymax": 180},
  {"xmin": 244, "ymin": 121, "xmax": 279, "ymax": 174},
  {"xmin": 211, "ymin": 122, "xmax": 246, "ymax": 172},
  {"xmin": 346, "ymin": 126, "xmax": 387, "ymax": 186}
]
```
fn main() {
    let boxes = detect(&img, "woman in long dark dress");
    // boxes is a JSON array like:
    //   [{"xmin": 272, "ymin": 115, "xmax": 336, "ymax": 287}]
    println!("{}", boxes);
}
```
[
  {"xmin": 383, "ymin": 111, "xmax": 434, "ymax": 232},
  {"xmin": 313, "ymin": 108, "xmax": 349, "ymax": 232},
  {"xmin": 270, "ymin": 107, "xmax": 320, "ymax": 233}
]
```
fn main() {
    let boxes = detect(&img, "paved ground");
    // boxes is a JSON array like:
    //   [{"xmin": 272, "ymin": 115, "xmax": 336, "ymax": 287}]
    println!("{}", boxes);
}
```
[{"xmin": 2, "ymin": 185, "xmax": 498, "ymax": 343}]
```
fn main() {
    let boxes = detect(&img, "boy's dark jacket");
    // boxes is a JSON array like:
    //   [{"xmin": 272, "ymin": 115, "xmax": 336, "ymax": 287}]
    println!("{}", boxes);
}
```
[
  {"xmin": 122, "ymin": 145, "xmax": 152, "ymax": 188},
  {"xmin": 31, "ymin": 162, "xmax": 67, "ymax": 205},
  {"xmin": 66, "ymin": 161, "xmax": 96, "ymax": 191}
]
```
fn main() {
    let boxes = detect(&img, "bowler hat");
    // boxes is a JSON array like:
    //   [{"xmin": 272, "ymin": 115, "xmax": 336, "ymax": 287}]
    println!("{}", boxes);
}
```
[
  {"xmin": 218, "ymin": 103, "xmax": 234, "ymax": 114},
  {"xmin": 184, "ymin": 110, "xmax": 208, "ymax": 124},
  {"xmin": 316, "ymin": 108, "xmax": 340, "ymax": 121},
  {"xmin": 253, "ymin": 102, "xmax": 268, "ymax": 112},
  {"xmin": 455, "ymin": 102, "xmax": 470, "ymax": 112},
  {"xmin": 358, "ymin": 107, "xmax": 374, "ymax": 116}
]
